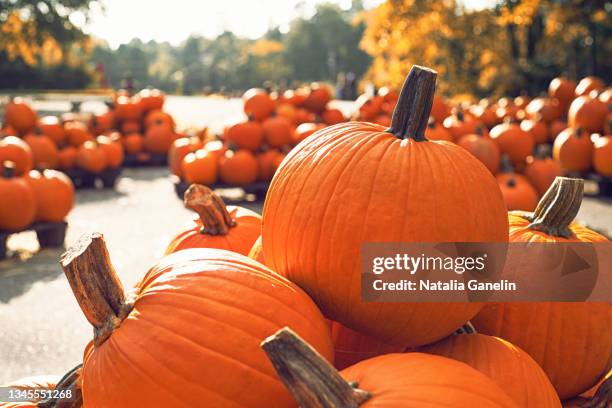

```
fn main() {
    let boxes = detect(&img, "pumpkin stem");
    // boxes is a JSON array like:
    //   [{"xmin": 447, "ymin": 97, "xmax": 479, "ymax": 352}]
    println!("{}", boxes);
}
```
[
  {"xmin": 38, "ymin": 364, "xmax": 83, "ymax": 408},
  {"xmin": 60, "ymin": 233, "xmax": 136, "ymax": 347},
  {"xmin": 184, "ymin": 184, "xmax": 236, "ymax": 235},
  {"xmin": 585, "ymin": 376, "xmax": 611, "ymax": 408},
  {"xmin": 261, "ymin": 327, "xmax": 371, "ymax": 408},
  {"xmin": 455, "ymin": 321, "xmax": 477, "ymax": 335},
  {"xmin": 387, "ymin": 65, "xmax": 437, "ymax": 141},
  {"xmin": 2, "ymin": 161, "xmax": 16, "ymax": 178},
  {"xmin": 527, "ymin": 177, "xmax": 583, "ymax": 238}
]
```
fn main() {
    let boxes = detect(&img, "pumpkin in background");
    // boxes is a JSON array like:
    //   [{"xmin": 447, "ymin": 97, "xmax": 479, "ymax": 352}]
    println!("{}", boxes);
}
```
[
  {"xmin": 144, "ymin": 109, "xmax": 175, "ymax": 130},
  {"xmin": 202, "ymin": 139, "xmax": 227, "ymax": 160},
  {"xmin": 138, "ymin": 88, "xmax": 165, "ymax": 111},
  {"xmin": 525, "ymin": 97, "xmax": 561, "ymax": 123},
  {"xmin": 490, "ymin": 121, "xmax": 534, "ymax": 165},
  {"xmin": 64, "ymin": 122, "xmax": 94, "ymax": 147},
  {"xmin": 219, "ymin": 149, "xmax": 258, "ymax": 186},
  {"xmin": 457, "ymin": 129, "xmax": 500, "ymax": 174},
  {"xmin": 421, "ymin": 333, "xmax": 561, "ymax": 408},
  {"xmin": 575, "ymin": 76, "xmax": 605, "ymax": 97},
  {"xmin": 4, "ymin": 97, "xmax": 37, "ymax": 134},
  {"xmin": 38, "ymin": 116, "xmax": 67, "ymax": 146},
  {"xmin": 0, "ymin": 136, "xmax": 33, "ymax": 176},
  {"xmin": 96, "ymin": 135, "xmax": 124, "ymax": 168},
  {"xmin": 168, "ymin": 137, "xmax": 204, "ymax": 177},
  {"xmin": 473, "ymin": 177, "xmax": 611, "ymax": 400},
  {"xmin": 568, "ymin": 94, "xmax": 607, "ymax": 133},
  {"xmin": 144, "ymin": 121, "xmax": 176, "ymax": 154},
  {"xmin": 262, "ymin": 66, "xmax": 508, "ymax": 347},
  {"xmin": 123, "ymin": 132, "xmax": 144, "ymax": 155},
  {"xmin": 89, "ymin": 112, "xmax": 114, "ymax": 136},
  {"xmin": 496, "ymin": 173, "xmax": 538, "ymax": 211},
  {"xmin": 76, "ymin": 141, "xmax": 107, "ymax": 173},
  {"xmin": 520, "ymin": 117, "xmax": 548, "ymax": 145},
  {"xmin": 549, "ymin": 119, "xmax": 566, "ymax": 141},
  {"xmin": 113, "ymin": 95, "xmax": 143, "ymax": 121},
  {"xmin": 593, "ymin": 135, "xmax": 612, "ymax": 176},
  {"xmin": 181, "ymin": 149, "xmax": 218, "ymax": 185},
  {"xmin": 430, "ymin": 94, "xmax": 451, "ymax": 123},
  {"xmin": 61, "ymin": 234, "xmax": 332, "ymax": 408},
  {"xmin": 262, "ymin": 328, "xmax": 519, "ymax": 408},
  {"xmin": 25, "ymin": 169, "xmax": 74, "ymax": 222},
  {"xmin": 292, "ymin": 122, "xmax": 325, "ymax": 145},
  {"xmin": 248, "ymin": 235, "xmax": 266, "ymax": 264},
  {"xmin": 304, "ymin": 83, "xmax": 331, "ymax": 113},
  {"xmin": 330, "ymin": 321, "xmax": 404, "ymax": 371},
  {"xmin": 225, "ymin": 121, "xmax": 264, "ymax": 151},
  {"xmin": 443, "ymin": 110, "xmax": 478, "ymax": 141},
  {"xmin": 548, "ymin": 77, "xmax": 576, "ymax": 109},
  {"xmin": 599, "ymin": 88, "xmax": 612, "ymax": 104},
  {"xmin": 121, "ymin": 120, "xmax": 141, "ymax": 135},
  {"xmin": 283, "ymin": 89, "xmax": 308, "ymax": 107},
  {"xmin": 275, "ymin": 103, "xmax": 297, "ymax": 124},
  {"xmin": 23, "ymin": 130, "xmax": 59, "ymax": 169},
  {"xmin": 0, "ymin": 162, "xmax": 36, "ymax": 231},
  {"xmin": 321, "ymin": 108, "xmax": 345, "ymax": 125},
  {"xmin": 262, "ymin": 116, "xmax": 293, "ymax": 148},
  {"xmin": 243, "ymin": 88, "xmax": 275, "ymax": 121},
  {"xmin": 1, "ymin": 375, "xmax": 60, "ymax": 407},
  {"xmin": 470, "ymin": 103, "xmax": 499, "ymax": 128},
  {"xmin": 256, "ymin": 148, "xmax": 282, "ymax": 181},
  {"xmin": 293, "ymin": 108, "xmax": 316, "ymax": 125},
  {"xmin": 523, "ymin": 152, "xmax": 562, "ymax": 196},
  {"xmin": 165, "ymin": 184, "xmax": 261, "ymax": 256},
  {"xmin": 424, "ymin": 119, "xmax": 453, "ymax": 142},
  {"xmin": 356, "ymin": 94, "xmax": 384, "ymax": 121},
  {"xmin": 58, "ymin": 147, "xmax": 78, "ymax": 170},
  {"xmin": 0, "ymin": 369, "xmax": 82, "ymax": 408},
  {"xmin": 553, "ymin": 127, "xmax": 593, "ymax": 172}
]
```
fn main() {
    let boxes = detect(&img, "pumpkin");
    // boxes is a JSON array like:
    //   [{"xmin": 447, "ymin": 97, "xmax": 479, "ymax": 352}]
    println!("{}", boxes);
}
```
[
  {"xmin": 599, "ymin": 88, "xmax": 612, "ymax": 104},
  {"xmin": 123, "ymin": 133, "xmax": 144, "ymax": 154},
  {"xmin": 5, "ymin": 97, "xmax": 37, "ymax": 134},
  {"xmin": 293, "ymin": 123, "xmax": 325, "ymax": 145},
  {"xmin": 165, "ymin": 184, "xmax": 261, "ymax": 256},
  {"xmin": 23, "ymin": 130, "xmax": 59, "ymax": 169},
  {"xmin": 424, "ymin": 118, "xmax": 453, "ymax": 142},
  {"xmin": 263, "ymin": 328, "xmax": 519, "ymax": 408},
  {"xmin": 243, "ymin": 88, "xmax": 275, "ymax": 121},
  {"xmin": 262, "ymin": 66, "xmax": 508, "ymax": 347},
  {"xmin": 262, "ymin": 116, "xmax": 293, "ymax": 148},
  {"xmin": 293, "ymin": 108, "xmax": 316, "ymax": 125},
  {"xmin": 276, "ymin": 103, "xmax": 298, "ymax": 124},
  {"xmin": 113, "ymin": 95, "xmax": 143, "ymax": 121},
  {"xmin": 89, "ymin": 112, "xmax": 115, "ymax": 136},
  {"xmin": 443, "ymin": 110, "xmax": 478, "ymax": 141},
  {"xmin": 96, "ymin": 135, "xmax": 124, "ymax": 168},
  {"xmin": 330, "ymin": 321, "xmax": 404, "ymax": 371},
  {"xmin": 457, "ymin": 129, "xmax": 500, "ymax": 174},
  {"xmin": 520, "ymin": 117, "xmax": 549, "ymax": 145},
  {"xmin": 473, "ymin": 177, "xmax": 611, "ymax": 400},
  {"xmin": 575, "ymin": 76, "xmax": 605, "ymax": 97},
  {"xmin": 496, "ymin": 173, "xmax": 538, "ymax": 211},
  {"xmin": 256, "ymin": 148, "xmax": 282, "ymax": 181},
  {"xmin": 357, "ymin": 94, "xmax": 384, "ymax": 121},
  {"xmin": 226, "ymin": 121, "xmax": 264, "ymax": 151},
  {"xmin": 1, "ymin": 375, "xmax": 60, "ymax": 407},
  {"xmin": 144, "ymin": 121, "xmax": 176, "ymax": 154},
  {"xmin": 61, "ymin": 234, "xmax": 332, "ymax": 408},
  {"xmin": 0, "ymin": 162, "xmax": 36, "ymax": 231},
  {"xmin": 76, "ymin": 141, "xmax": 107, "ymax": 173},
  {"xmin": 168, "ymin": 137, "xmax": 204, "ymax": 177},
  {"xmin": 490, "ymin": 121, "xmax": 534, "ymax": 165},
  {"xmin": 38, "ymin": 116, "xmax": 66, "ymax": 145},
  {"xmin": 64, "ymin": 122, "xmax": 94, "ymax": 147},
  {"xmin": 304, "ymin": 83, "xmax": 331, "ymax": 113},
  {"xmin": 421, "ymin": 333, "xmax": 561, "ymax": 407},
  {"xmin": 121, "ymin": 120, "xmax": 141, "ymax": 135},
  {"xmin": 219, "ymin": 149, "xmax": 258, "ymax": 186},
  {"xmin": 25, "ymin": 169, "xmax": 74, "ymax": 222},
  {"xmin": 181, "ymin": 149, "xmax": 218, "ymax": 185},
  {"xmin": 374, "ymin": 114, "xmax": 391, "ymax": 127},
  {"xmin": 0, "ymin": 136, "xmax": 33, "ymax": 176},
  {"xmin": 568, "ymin": 94, "xmax": 607, "ymax": 133},
  {"xmin": 553, "ymin": 127, "xmax": 593, "ymax": 172},
  {"xmin": 525, "ymin": 97, "xmax": 561, "ymax": 123},
  {"xmin": 203, "ymin": 140, "xmax": 227, "ymax": 159},
  {"xmin": 549, "ymin": 119, "xmax": 567, "ymax": 141},
  {"xmin": 523, "ymin": 152, "xmax": 562, "ymax": 196},
  {"xmin": 248, "ymin": 235, "xmax": 266, "ymax": 264},
  {"xmin": 430, "ymin": 94, "xmax": 451, "ymax": 123},
  {"xmin": 514, "ymin": 95, "xmax": 530, "ymax": 109},
  {"xmin": 548, "ymin": 77, "xmax": 576, "ymax": 109},
  {"xmin": 321, "ymin": 108, "xmax": 345, "ymax": 125},
  {"xmin": 470, "ymin": 103, "xmax": 499, "ymax": 128},
  {"xmin": 593, "ymin": 135, "xmax": 612, "ymax": 176},
  {"xmin": 283, "ymin": 89, "xmax": 308, "ymax": 107},
  {"xmin": 138, "ymin": 88, "xmax": 165, "ymax": 111},
  {"xmin": 58, "ymin": 146, "xmax": 78, "ymax": 170},
  {"xmin": 144, "ymin": 109, "xmax": 175, "ymax": 130}
]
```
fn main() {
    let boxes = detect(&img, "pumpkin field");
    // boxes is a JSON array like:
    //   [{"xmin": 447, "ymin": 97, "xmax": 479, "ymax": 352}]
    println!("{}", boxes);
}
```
[{"xmin": 1, "ymin": 0, "xmax": 612, "ymax": 407}]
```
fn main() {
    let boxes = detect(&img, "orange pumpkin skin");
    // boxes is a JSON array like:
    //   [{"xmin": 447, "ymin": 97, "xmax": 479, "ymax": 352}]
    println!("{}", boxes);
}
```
[
  {"xmin": 97, "ymin": 135, "xmax": 124, "ymax": 168},
  {"xmin": 138, "ymin": 88, "xmax": 165, "ymax": 111},
  {"xmin": 120, "ymin": 120, "xmax": 141, "ymax": 135},
  {"xmin": 496, "ymin": 173, "xmax": 538, "ymax": 211},
  {"xmin": 421, "ymin": 334, "xmax": 561, "ymax": 408},
  {"xmin": 593, "ymin": 135, "xmax": 612, "ymax": 176},
  {"xmin": 549, "ymin": 77, "xmax": 576, "ymax": 109},
  {"xmin": 168, "ymin": 137, "xmax": 204, "ymax": 177},
  {"xmin": 292, "ymin": 123, "xmax": 325, "ymax": 145},
  {"xmin": 123, "ymin": 133, "xmax": 144, "ymax": 154},
  {"xmin": 0, "ymin": 165, "xmax": 36, "ymax": 231},
  {"xmin": 425, "ymin": 120, "xmax": 453, "ymax": 142},
  {"xmin": 430, "ymin": 94, "xmax": 451, "ymax": 123},
  {"xmin": 58, "ymin": 146, "xmax": 78, "ymax": 170},
  {"xmin": 144, "ymin": 109, "xmax": 175, "ymax": 130},
  {"xmin": 340, "ymin": 353, "xmax": 519, "ymax": 407},
  {"xmin": 243, "ymin": 88, "xmax": 275, "ymax": 121},
  {"xmin": 81, "ymin": 249, "xmax": 333, "ymax": 408},
  {"xmin": 248, "ymin": 235, "xmax": 266, "ymax": 264},
  {"xmin": 181, "ymin": 149, "xmax": 218, "ymax": 185},
  {"xmin": 490, "ymin": 122, "xmax": 534, "ymax": 165},
  {"xmin": 304, "ymin": 83, "xmax": 331, "ymax": 113},
  {"xmin": 219, "ymin": 149, "xmax": 258, "ymax": 186},
  {"xmin": 525, "ymin": 97, "xmax": 562, "ymax": 124},
  {"xmin": 575, "ymin": 76, "xmax": 605, "ymax": 96},
  {"xmin": 226, "ymin": 121, "xmax": 264, "ymax": 151},
  {"xmin": 553, "ymin": 128, "xmax": 593, "ymax": 172},
  {"xmin": 549, "ymin": 119, "xmax": 566, "ymax": 142},
  {"xmin": 23, "ymin": 132, "xmax": 59, "ymax": 169},
  {"xmin": 262, "ymin": 116, "xmax": 293, "ymax": 148},
  {"xmin": 321, "ymin": 108, "xmax": 345, "ymax": 125},
  {"xmin": 523, "ymin": 156, "xmax": 562, "ymax": 196},
  {"xmin": 262, "ymin": 122, "xmax": 508, "ymax": 347},
  {"xmin": 457, "ymin": 133, "xmax": 500, "ymax": 174},
  {"xmin": 256, "ymin": 149, "xmax": 282, "ymax": 181},
  {"xmin": 443, "ymin": 112, "xmax": 478, "ymax": 141},
  {"xmin": 144, "ymin": 122, "xmax": 175, "ymax": 154},
  {"xmin": 5, "ymin": 98, "xmax": 37, "ymax": 134},
  {"xmin": 357, "ymin": 95, "xmax": 384, "ymax": 121},
  {"xmin": 568, "ymin": 95, "xmax": 607, "ymax": 133},
  {"xmin": 0, "ymin": 136, "xmax": 33, "ymax": 176},
  {"xmin": 25, "ymin": 169, "xmax": 74, "ymax": 222},
  {"xmin": 64, "ymin": 122, "xmax": 94, "ymax": 147},
  {"xmin": 38, "ymin": 116, "xmax": 66, "ymax": 145},
  {"xmin": 520, "ymin": 118, "xmax": 549, "ymax": 145},
  {"xmin": 113, "ymin": 95, "xmax": 143, "ymax": 121},
  {"xmin": 76, "ymin": 141, "xmax": 107, "ymax": 173},
  {"xmin": 330, "ymin": 321, "xmax": 404, "ymax": 370}
]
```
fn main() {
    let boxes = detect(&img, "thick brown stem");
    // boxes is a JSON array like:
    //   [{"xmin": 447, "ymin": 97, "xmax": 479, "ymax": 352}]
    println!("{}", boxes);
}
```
[
  {"xmin": 527, "ymin": 177, "xmax": 583, "ymax": 238},
  {"xmin": 60, "ymin": 233, "xmax": 135, "ymax": 346},
  {"xmin": 38, "ymin": 364, "xmax": 83, "ymax": 408},
  {"xmin": 261, "ymin": 327, "xmax": 370, "ymax": 408},
  {"xmin": 584, "ymin": 376, "xmax": 611, "ymax": 408},
  {"xmin": 387, "ymin": 65, "xmax": 437, "ymax": 141},
  {"xmin": 184, "ymin": 184, "xmax": 236, "ymax": 235}
]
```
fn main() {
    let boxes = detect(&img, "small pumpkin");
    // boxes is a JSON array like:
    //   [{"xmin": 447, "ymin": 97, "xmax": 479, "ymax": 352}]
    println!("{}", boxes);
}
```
[
  {"xmin": 262, "ymin": 116, "xmax": 293, "ymax": 148},
  {"xmin": 144, "ymin": 109, "xmax": 175, "ymax": 130},
  {"xmin": 226, "ymin": 121, "xmax": 264, "ymax": 151},
  {"xmin": 76, "ymin": 141, "xmax": 107, "ymax": 173},
  {"xmin": 0, "ymin": 136, "xmax": 33, "ymax": 176},
  {"xmin": 138, "ymin": 88, "xmax": 165, "ymax": 111},
  {"xmin": 219, "ymin": 149, "xmax": 258, "ymax": 186},
  {"xmin": 497, "ymin": 173, "xmax": 538, "ymax": 211},
  {"xmin": 144, "ymin": 120, "xmax": 176, "ymax": 154},
  {"xmin": 424, "ymin": 118, "xmax": 453, "ymax": 142},
  {"xmin": 38, "ymin": 116, "xmax": 67, "ymax": 145},
  {"xmin": 593, "ymin": 135, "xmax": 612, "ymax": 176},
  {"xmin": 23, "ymin": 130, "xmax": 59, "ymax": 169},
  {"xmin": 525, "ymin": 97, "xmax": 561, "ymax": 123},
  {"xmin": 168, "ymin": 137, "xmax": 204, "ymax": 177},
  {"xmin": 181, "ymin": 149, "xmax": 218, "ymax": 185},
  {"xmin": 0, "ymin": 162, "xmax": 36, "ymax": 231},
  {"xmin": 256, "ymin": 148, "xmax": 282, "ymax": 181},
  {"xmin": 443, "ymin": 110, "xmax": 479, "ymax": 141},
  {"xmin": 457, "ymin": 128, "xmax": 500, "ymax": 174},
  {"xmin": 58, "ymin": 146, "xmax": 78, "ymax": 170},
  {"xmin": 549, "ymin": 119, "xmax": 567, "ymax": 141},
  {"xmin": 575, "ymin": 76, "xmax": 605, "ymax": 97},
  {"xmin": 96, "ymin": 135, "xmax": 124, "ymax": 168},
  {"xmin": 304, "ymin": 83, "xmax": 331, "ymax": 113},
  {"xmin": 5, "ymin": 97, "xmax": 37, "ymax": 134},
  {"xmin": 490, "ymin": 120, "xmax": 534, "ymax": 165},
  {"xmin": 548, "ymin": 77, "xmax": 576, "ymax": 109},
  {"xmin": 292, "ymin": 123, "xmax": 325, "ymax": 145},
  {"xmin": 113, "ymin": 95, "xmax": 143, "ymax": 121},
  {"xmin": 520, "ymin": 117, "xmax": 549, "ymax": 145},
  {"xmin": 165, "ymin": 184, "xmax": 261, "ymax": 256},
  {"xmin": 89, "ymin": 112, "xmax": 115, "ymax": 136},
  {"xmin": 523, "ymin": 150, "xmax": 562, "ymax": 196},
  {"xmin": 430, "ymin": 94, "xmax": 451, "ymax": 123},
  {"xmin": 123, "ymin": 132, "xmax": 144, "ymax": 155},
  {"xmin": 243, "ymin": 88, "xmax": 275, "ymax": 121},
  {"xmin": 25, "ymin": 169, "xmax": 74, "ymax": 222},
  {"xmin": 64, "ymin": 122, "xmax": 94, "ymax": 147},
  {"xmin": 553, "ymin": 127, "xmax": 593, "ymax": 172},
  {"xmin": 321, "ymin": 108, "xmax": 345, "ymax": 125},
  {"xmin": 120, "ymin": 120, "xmax": 141, "ymax": 135},
  {"xmin": 568, "ymin": 94, "xmax": 607, "ymax": 133}
]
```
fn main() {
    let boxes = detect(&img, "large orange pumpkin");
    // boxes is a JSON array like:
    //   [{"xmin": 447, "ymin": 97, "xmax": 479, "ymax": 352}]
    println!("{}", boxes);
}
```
[
  {"xmin": 218, "ymin": 149, "xmax": 258, "ymax": 186},
  {"xmin": 262, "ymin": 116, "xmax": 293, "ymax": 148},
  {"xmin": 4, "ymin": 97, "xmax": 37, "ymax": 134},
  {"xmin": 168, "ymin": 137, "xmax": 204, "ymax": 177},
  {"xmin": 243, "ymin": 88, "xmax": 275, "ymax": 121},
  {"xmin": 76, "ymin": 141, "xmax": 107, "ymax": 173},
  {"xmin": 496, "ymin": 173, "xmax": 538, "ymax": 211},
  {"xmin": 263, "ymin": 328, "xmax": 519, "ymax": 408},
  {"xmin": 553, "ymin": 127, "xmax": 593, "ymax": 172},
  {"xmin": 23, "ymin": 131, "xmax": 59, "ymax": 169},
  {"xmin": 568, "ymin": 94, "xmax": 607, "ymax": 133},
  {"xmin": 593, "ymin": 135, "xmax": 612, "ymax": 176},
  {"xmin": 38, "ymin": 116, "xmax": 66, "ymax": 145},
  {"xmin": 61, "ymin": 234, "xmax": 332, "ymax": 408},
  {"xmin": 523, "ymin": 152, "xmax": 562, "ymax": 196},
  {"xmin": 25, "ymin": 169, "xmax": 74, "ymax": 222},
  {"xmin": 490, "ymin": 121, "xmax": 534, "ymax": 165},
  {"xmin": 421, "ymin": 333, "xmax": 561, "ymax": 408},
  {"xmin": 181, "ymin": 149, "xmax": 218, "ymax": 185},
  {"xmin": 226, "ymin": 121, "xmax": 264, "ymax": 151},
  {"xmin": 165, "ymin": 184, "xmax": 261, "ymax": 256},
  {"xmin": 0, "ymin": 162, "xmax": 36, "ymax": 231},
  {"xmin": 548, "ymin": 77, "xmax": 576, "ymax": 109},
  {"xmin": 472, "ymin": 177, "xmax": 611, "ymax": 400},
  {"xmin": 262, "ymin": 66, "xmax": 508, "ymax": 347},
  {"xmin": 0, "ymin": 136, "xmax": 33, "ymax": 176},
  {"xmin": 457, "ymin": 130, "xmax": 500, "ymax": 174}
]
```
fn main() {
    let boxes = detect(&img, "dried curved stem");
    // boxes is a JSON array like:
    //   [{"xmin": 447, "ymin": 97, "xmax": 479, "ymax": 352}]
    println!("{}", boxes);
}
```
[
  {"xmin": 455, "ymin": 321, "xmax": 477, "ymax": 335},
  {"xmin": 527, "ymin": 177, "xmax": 583, "ymax": 238},
  {"xmin": 38, "ymin": 364, "xmax": 83, "ymax": 408},
  {"xmin": 387, "ymin": 65, "xmax": 437, "ymax": 141},
  {"xmin": 60, "ymin": 233, "xmax": 135, "ymax": 346},
  {"xmin": 184, "ymin": 184, "xmax": 236, "ymax": 235},
  {"xmin": 261, "ymin": 327, "xmax": 371, "ymax": 408}
]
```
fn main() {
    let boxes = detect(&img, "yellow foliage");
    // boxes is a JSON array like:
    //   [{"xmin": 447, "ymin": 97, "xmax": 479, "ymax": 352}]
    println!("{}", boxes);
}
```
[{"xmin": 250, "ymin": 39, "xmax": 284, "ymax": 56}]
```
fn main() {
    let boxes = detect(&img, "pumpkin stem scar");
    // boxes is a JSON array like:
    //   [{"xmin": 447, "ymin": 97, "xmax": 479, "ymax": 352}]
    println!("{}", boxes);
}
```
[
  {"xmin": 2, "ymin": 160, "xmax": 16, "ymax": 178},
  {"xmin": 386, "ymin": 65, "xmax": 437, "ymax": 142},
  {"xmin": 60, "ymin": 232, "xmax": 136, "ymax": 346},
  {"xmin": 586, "ymin": 375, "xmax": 611, "ymax": 408},
  {"xmin": 526, "ymin": 177, "xmax": 583, "ymax": 238},
  {"xmin": 184, "ymin": 184, "xmax": 236, "ymax": 236},
  {"xmin": 261, "ymin": 327, "xmax": 371, "ymax": 408}
]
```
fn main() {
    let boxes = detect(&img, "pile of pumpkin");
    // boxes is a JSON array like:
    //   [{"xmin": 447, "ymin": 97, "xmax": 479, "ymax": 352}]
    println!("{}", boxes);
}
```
[
  {"xmin": 169, "ymin": 83, "xmax": 347, "ymax": 187},
  {"xmin": 356, "ymin": 75, "xmax": 611, "ymax": 212},
  {"xmin": 4, "ymin": 65, "xmax": 610, "ymax": 408}
]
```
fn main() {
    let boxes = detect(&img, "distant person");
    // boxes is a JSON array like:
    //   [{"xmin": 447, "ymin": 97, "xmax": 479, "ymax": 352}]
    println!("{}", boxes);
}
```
[{"xmin": 346, "ymin": 72, "xmax": 357, "ymax": 100}]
